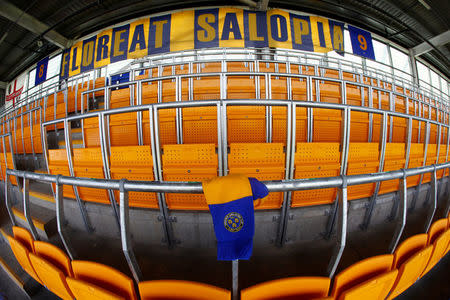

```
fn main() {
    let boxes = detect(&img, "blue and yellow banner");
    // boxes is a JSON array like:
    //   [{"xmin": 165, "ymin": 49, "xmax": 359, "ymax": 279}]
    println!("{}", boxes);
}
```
[{"xmin": 59, "ymin": 7, "xmax": 368, "ymax": 80}]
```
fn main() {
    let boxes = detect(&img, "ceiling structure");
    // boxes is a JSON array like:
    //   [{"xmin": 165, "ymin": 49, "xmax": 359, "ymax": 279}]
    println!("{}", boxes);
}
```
[{"xmin": 0, "ymin": 0, "xmax": 448, "ymax": 83}]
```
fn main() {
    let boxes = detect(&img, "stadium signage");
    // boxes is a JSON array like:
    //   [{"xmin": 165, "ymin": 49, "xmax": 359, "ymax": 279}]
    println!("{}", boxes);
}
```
[{"xmin": 59, "ymin": 7, "xmax": 373, "ymax": 80}]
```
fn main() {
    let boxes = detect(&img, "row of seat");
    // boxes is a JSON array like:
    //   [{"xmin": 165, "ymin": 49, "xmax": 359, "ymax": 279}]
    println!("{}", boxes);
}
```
[
  {"xmin": 2, "ymin": 60, "xmax": 447, "ymax": 151},
  {"xmin": 7, "ymin": 213, "xmax": 450, "ymax": 299},
  {"xmin": 46, "ymin": 141, "xmax": 447, "ymax": 209}
]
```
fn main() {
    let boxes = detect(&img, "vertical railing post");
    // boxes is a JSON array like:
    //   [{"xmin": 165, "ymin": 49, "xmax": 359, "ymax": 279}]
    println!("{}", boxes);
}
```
[
  {"xmin": 424, "ymin": 165, "xmax": 437, "ymax": 233},
  {"xmin": 23, "ymin": 176, "xmax": 39, "ymax": 240},
  {"xmin": 389, "ymin": 170, "xmax": 407, "ymax": 253},
  {"xmin": 64, "ymin": 119, "xmax": 93, "ymax": 233},
  {"xmin": 327, "ymin": 176, "xmax": 347, "ymax": 278},
  {"xmin": 4, "ymin": 169, "xmax": 16, "ymax": 226},
  {"xmin": 360, "ymin": 111, "xmax": 387, "ymax": 230},
  {"xmin": 98, "ymin": 112, "xmax": 121, "ymax": 231},
  {"xmin": 232, "ymin": 259, "xmax": 239, "ymax": 300},
  {"xmin": 119, "ymin": 179, "xmax": 143, "ymax": 282},
  {"xmin": 55, "ymin": 175, "xmax": 76, "ymax": 260},
  {"xmin": 410, "ymin": 121, "xmax": 430, "ymax": 211}
]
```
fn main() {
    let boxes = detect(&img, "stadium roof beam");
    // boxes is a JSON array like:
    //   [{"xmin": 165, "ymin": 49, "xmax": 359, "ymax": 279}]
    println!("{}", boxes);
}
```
[
  {"xmin": 0, "ymin": 0, "xmax": 70, "ymax": 49},
  {"xmin": 411, "ymin": 30, "xmax": 450, "ymax": 57},
  {"xmin": 237, "ymin": 0, "xmax": 269, "ymax": 10}
]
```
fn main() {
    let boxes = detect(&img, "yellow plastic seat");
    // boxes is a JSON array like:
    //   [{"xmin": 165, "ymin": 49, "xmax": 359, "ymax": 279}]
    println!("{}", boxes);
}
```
[
  {"xmin": 67, "ymin": 277, "xmax": 125, "ymax": 300},
  {"xmin": 228, "ymin": 143, "xmax": 285, "ymax": 209},
  {"xmin": 138, "ymin": 280, "xmax": 230, "ymax": 300},
  {"xmin": 387, "ymin": 234, "xmax": 432, "ymax": 299},
  {"xmin": 241, "ymin": 277, "xmax": 331, "ymax": 300},
  {"xmin": 347, "ymin": 143, "xmax": 379, "ymax": 200},
  {"xmin": 13, "ymin": 226, "xmax": 35, "ymax": 253},
  {"xmin": 33, "ymin": 241, "xmax": 73, "ymax": 277},
  {"xmin": 338, "ymin": 270, "xmax": 398, "ymax": 300},
  {"xmin": 73, "ymin": 148, "xmax": 110, "ymax": 204},
  {"xmin": 71, "ymin": 260, "xmax": 137, "ymax": 300},
  {"xmin": 7, "ymin": 236, "xmax": 42, "ymax": 284},
  {"xmin": 162, "ymin": 144, "xmax": 218, "ymax": 210},
  {"xmin": 110, "ymin": 145, "xmax": 158, "ymax": 208},
  {"xmin": 292, "ymin": 143, "xmax": 340, "ymax": 207},
  {"xmin": 29, "ymin": 254, "xmax": 74, "ymax": 300},
  {"xmin": 330, "ymin": 254, "xmax": 394, "ymax": 300}
]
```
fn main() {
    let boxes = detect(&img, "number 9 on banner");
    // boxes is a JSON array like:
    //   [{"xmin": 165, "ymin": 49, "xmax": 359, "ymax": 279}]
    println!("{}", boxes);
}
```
[{"xmin": 348, "ymin": 25, "xmax": 375, "ymax": 60}]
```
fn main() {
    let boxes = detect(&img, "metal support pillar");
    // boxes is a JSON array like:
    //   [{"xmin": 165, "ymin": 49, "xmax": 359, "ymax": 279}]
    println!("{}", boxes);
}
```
[
  {"xmin": 232, "ymin": 260, "xmax": 239, "ymax": 300},
  {"xmin": 327, "ymin": 176, "xmax": 348, "ymax": 278},
  {"xmin": 424, "ymin": 166, "xmax": 437, "ymax": 233},
  {"xmin": 55, "ymin": 175, "xmax": 76, "ymax": 260},
  {"xmin": 389, "ymin": 171, "xmax": 407, "ymax": 253},
  {"xmin": 119, "ymin": 179, "xmax": 143, "ymax": 282}
]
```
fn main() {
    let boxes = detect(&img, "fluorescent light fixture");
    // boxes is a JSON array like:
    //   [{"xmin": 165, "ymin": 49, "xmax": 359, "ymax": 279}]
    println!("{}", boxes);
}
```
[{"xmin": 418, "ymin": 0, "xmax": 431, "ymax": 10}]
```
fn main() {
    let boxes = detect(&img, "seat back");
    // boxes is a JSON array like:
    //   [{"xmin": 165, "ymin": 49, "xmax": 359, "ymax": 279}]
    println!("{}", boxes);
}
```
[
  {"xmin": 162, "ymin": 144, "xmax": 217, "ymax": 210},
  {"xmin": 227, "ymin": 106, "xmax": 266, "ymax": 143},
  {"xmin": 66, "ymin": 277, "xmax": 125, "ymax": 300},
  {"xmin": 347, "ymin": 143, "xmax": 379, "ymax": 200},
  {"xmin": 427, "ymin": 218, "xmax": 448, "ymax": 245},
  {"xmin": 72, "ymin": 148, "xmax": 109, "ymax": 204},
  {"xmin": 292, "ymin": 143, "xmax": 340, "ymax": 207},
  {"xmin": 241, "ymin": 277, "xmax": 330, "ymax": 300},
  {"xmin": 421, "ymin": 229, "xmax": 450, "ymax": 277},
  {"xmin": 7, "ymin": 236, "xmax": 42, "ymax": 284},
  {"xmin": 138, "ymin": 280, "xmax": 230, "ymax": 300},
  {"xmin": 71, "ymin": 260, "xmax": 137, "ymax": 300},
  {"xmin": 388, "ymin": 245, "xmax": 433, "ymax": 300},
  {"xmin": 330, "ymin": 254, "xmax": 394, "ymax": 299},
  {"xmin": 379, "ymin": 143, "xmax": 406, "ymax": 195},
  {"xmin": 33, "ymin": 241, "xmax": 73, "ymax": 277},
  {"xmin": 48, "ymin": 149, "xmax": 75, "ymax": 198},
  {"xmin": 110, "ymin": 145, "xmax": 158, "ymax": 208},
  {"xmin": 228, "ymin": 143, "xmax": 285, "ymax": 209},
  {"xmin": 393, "ymin": 234, "xmax": 428, "ymax": 269},
  {"xmin": 13, "ymin": 226, "xmax": 34, "ymax": 253},
  {"xmin": 338, "ymin": 269, "xmax": 398, "ymax": 300},
  {"xmin": 29, "ymin": 253, "xmax": 74, "ymax": 300}
]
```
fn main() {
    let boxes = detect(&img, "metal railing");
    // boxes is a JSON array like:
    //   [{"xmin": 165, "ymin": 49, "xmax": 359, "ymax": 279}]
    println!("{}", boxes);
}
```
[{"xmin": 5, "ymin": 161, "xmax": 450, "ymax": 297}]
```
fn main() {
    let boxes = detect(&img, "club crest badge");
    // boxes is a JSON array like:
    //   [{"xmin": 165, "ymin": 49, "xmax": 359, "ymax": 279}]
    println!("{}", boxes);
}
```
[{"xmin": 224, "ymin": 212, "xmax": 244, "ymax": 233}]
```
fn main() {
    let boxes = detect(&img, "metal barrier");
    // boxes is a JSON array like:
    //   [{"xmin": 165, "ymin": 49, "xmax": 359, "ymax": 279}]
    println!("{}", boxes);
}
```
[{"xmin": 5, "ymin": 162, "xmax": 450, "ymax": 298}]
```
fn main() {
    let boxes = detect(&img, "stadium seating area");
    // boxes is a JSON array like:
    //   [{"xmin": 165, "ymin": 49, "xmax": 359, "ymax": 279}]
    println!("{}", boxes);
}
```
[
  {"xmin": 0, "ymin": 59, "xmax": 447, "ymax": 211},
  {"xmin": 5, "ymin": 213, "xmax": 450, "ymax": 299}
]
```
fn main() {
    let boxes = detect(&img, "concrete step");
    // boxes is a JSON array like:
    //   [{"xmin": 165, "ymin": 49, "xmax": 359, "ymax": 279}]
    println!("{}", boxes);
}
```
[{"xmin": 11, "ymin": 200, "xmax": 56, "ymax": 241}]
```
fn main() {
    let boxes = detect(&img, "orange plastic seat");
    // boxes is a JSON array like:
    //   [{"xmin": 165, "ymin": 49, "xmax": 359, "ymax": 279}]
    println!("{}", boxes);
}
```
[
  {"xmin": 379, "ymin": 143, "xmax": 406, "ymax": 195},
  {"xmin": 72, "ymin": 148, "xmax": 109, "ymax": 204},
  {"xmin": 162, "ymin": 144, "xmax": 218, "ymax": 210},
  {"xmin": 387, "ymin": 234, "xmax": 431, "ymax": 299},
  {"xmin": 338, "ymin": 270, "xmax": 398, "ymax": 300},
  {"xmin": 421, "ymin": 225, "xmax": 450, "ymax": 277},
  {"xmin": 67, "ymin": 277, "xmax": 125, "ymax": 300},
  {"xmin": 7, "ymin": 236, "xmax": 42, "ymax": 284},
  {"xmin": 330, "ymin": 254, "xmax": 394, "ymax": 300},
  {"xmin": 347, "ymin": 143, "xmax": 379, "ymax": 200},
  {"xmin": 292, "ymin": 143, "xmax": 340, "ymax": 207},
  {"xmin": 138, "ymin": 280, "xmax": 230, "ymax": 300},
  {"xmin": 32, "ymin": 124, "xmax": 43, "ymax": 153},
  {"xmin": 71, "ymin": 260, "xmax": 137, "ymax": 300},
  {"xmin": 192, "ymin": 77, "xmax": 220, "ymax": 100},
  {"xmin": 182, "ymin": 107, "xmax": 218, "ymax": 144},
  {"xmin": 48, "ymin": 149, "xmax": 75, "ymax": 198},
  {"xmin": 427, "ymin": 218, "xmax": 448, "ymax": 245},
  {"xmin": 13, "ymin": 226, "xmax": 35, "ymax": 253},
  {"xmin": 23, "ymin": 126, "xmax": 33, "ymax": 153},
  {"xmin": 228, "ymin": 143, "xmax": 285, "ymax": 209},
  {"xmin": 241, "ymin": 277, "xmax": 331, "ymax": 300},
  {"xmin": 110, "ymin": 145, "xmax": 158, "ymax": 208},
  {"xmin": 406, "ymin": 144, "xmax": 424, "ymax": 187},
  {"xmin": 82, "ymin": 116, "xmax": 101, "ymax": 147},
  {"xmin": 109, "ymin": 113, "xmax": 139, "ymax": 146},
  {"xmin": 0, "ymin": 152, "xmax": 17, "ymax": 185},
  {"xmin": 313, "ymin": 108, "xmax": 342, "ymax": 142},
  {"xmin": 29, "ymin": 254, "xmax": 74, "ymax": 300},
  {"xmin": 349, "ymin": 112, "xmax": 369, "ymax": 142},
  {"xmin": 33, "ymin": 241, "xmax": 73, "ymax": 277},
  {"xmin": 271, "ymin": 106, "xmax": 291, "ymax": 144},
  {"xmin": 422, "ymin": 144, "xmax": 437, "ymax": 183},
  {"xmin": 227, "ymin": 106, "xmax": 266, "ymax": 143}
]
